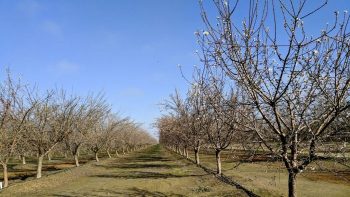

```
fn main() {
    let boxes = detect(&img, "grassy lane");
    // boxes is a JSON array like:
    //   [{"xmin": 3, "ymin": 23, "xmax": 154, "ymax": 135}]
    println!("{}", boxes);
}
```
[{"xmin": 0, "ymin": 145, "xmax": 246, "ymax": 197}]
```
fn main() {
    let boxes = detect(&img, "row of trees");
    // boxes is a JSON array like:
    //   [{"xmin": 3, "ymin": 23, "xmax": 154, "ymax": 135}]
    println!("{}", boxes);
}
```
[
  {"xmin": 157, "ymin": 0, "xmax": 350, "ymax": 197},
  {"xmin": 0, "ymin": 71, "xmax": 156, "ymax": 188}
]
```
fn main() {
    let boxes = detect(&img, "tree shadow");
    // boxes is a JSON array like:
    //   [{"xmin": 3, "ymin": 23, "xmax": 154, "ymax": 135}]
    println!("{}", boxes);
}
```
[
  {"xmin": 93, "ymin": 162, "xmax": 179, "ymax": 170},
  {"xmin": 101, "ymin": 163, "xmax": 181, "ymax": 170},
  {"xmin": 128, "ymin": 155, "xmax": 173, "ymax": 163},
  {"xmin": 90, "ymin": 171, "xmax": 204, "ymax": 179},
  {"xmin": 52, "ymin": 187, "xmax": 185, "ymax": 197},
  {"xmin": 127, "ymin": 187, "xmax": 186, "ymax": 197}
]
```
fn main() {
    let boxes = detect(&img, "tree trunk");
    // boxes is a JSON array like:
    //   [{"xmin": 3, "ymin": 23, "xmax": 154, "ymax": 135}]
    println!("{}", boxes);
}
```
[
  {"xmin": 115, "ymin": 150, "xmax": 119, "ymax": 157},
  {"xmin": 73, "ymin": 145, "xmax": 81, "ymax": 167},
  {"xmin": 288, "ymin": 172, "xmax": 297, "ymax": 197},
  {"xmin": 107, "ymin": 149, "xmax": 112, "ymax": 158},
  {"xmin": 2, "ymin": 163, "xmax": 8, "ymax": 188},
  {"xmin": 215, "ymin": 149, "xmax": 222, "ymax": 175},
  {"xmin": 185, "ymin": 148, "xmax": 189, "ymax": 159},
  {"xmin": 74, "ymin": 154, "xmax": 80, "ymax": 167},
  {"xmin": 36, "ymin": 155, "xmax": 44, "ymax": 179},
  {"xmin": 194, "ymin": 148, "xmax": 200, "ymax": 165},
  {"xmin": 48, "ymin": 153, "xmax": 52, "ymax": 161},
  {"xmin": 95, "ymin": 152, "xmax": 99, "ymax": 162},
  {"xmin": 22, "ymin": 155, "xmax": 26, "ymax": 165}
]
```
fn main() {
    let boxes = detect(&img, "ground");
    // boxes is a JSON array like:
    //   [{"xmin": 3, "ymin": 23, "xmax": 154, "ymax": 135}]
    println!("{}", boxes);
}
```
[
  {"xmin": 195, "ymin": 149, "xmax": 350, "ymax": 197},
  {"xmin": 0, "ymin": 145, "xmax": 246, "ymax": 197}
]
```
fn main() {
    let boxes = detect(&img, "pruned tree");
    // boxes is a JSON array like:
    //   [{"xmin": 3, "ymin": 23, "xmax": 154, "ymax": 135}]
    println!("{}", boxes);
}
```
[
  {"xmin": 25, "ymin": 90, "xmax": 79, "ymax": 178},
  {"xmin": 198, "ymin": 0, "xmax": 350, "ymax": 196},
  {"xmin": 0, "ymin": 72, "xmax": 34, "ymax": 187},
  {"xmin": 104, "ymin": 115, "xmax": 129, "ymax": 158},
  {"xmin": 87, "ymin": 111, "xmax": 119, "ymax": 162},
  {"xmin": 164, "ymin": 88, "xmax": 207, "ymax": 164},
  {"xmin": 202, "ymin": 71, "xmax": 243, "ymax": 175},
  {"xmin": 64, "ymin": 94, "xmax": 108, "ymax": 166}
]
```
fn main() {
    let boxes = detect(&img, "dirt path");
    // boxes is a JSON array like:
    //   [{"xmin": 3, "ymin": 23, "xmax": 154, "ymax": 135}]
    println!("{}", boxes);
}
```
[{"xmin": 0, "ymin": 145, "xmax": 246, "ymax": 196}]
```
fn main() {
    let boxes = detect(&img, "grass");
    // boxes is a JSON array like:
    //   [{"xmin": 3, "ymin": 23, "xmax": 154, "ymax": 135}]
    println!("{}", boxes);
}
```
[
  {"xmin": 0, "ymin": 145, "xmax": 247, "ymax": 196},
  {"xmin": 0, "ymin": 154, "xmax": 94, "ymax": 184},
  {"xmin": 190, "ymin": 148, "xmax": 350, "ymax": 197}
]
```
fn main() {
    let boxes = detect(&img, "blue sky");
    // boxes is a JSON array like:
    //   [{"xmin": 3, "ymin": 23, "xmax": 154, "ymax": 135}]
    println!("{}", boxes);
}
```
[{"xmin": 0, "ymin": 0, "xmax": 349, "ymax": 137}]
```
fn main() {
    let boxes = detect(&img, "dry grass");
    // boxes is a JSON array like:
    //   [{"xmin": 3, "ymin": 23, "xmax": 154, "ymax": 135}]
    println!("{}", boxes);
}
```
[
  {"xmin": 191, "ymin": 149, "xmax": 350, "ymax": 197},
  {"xmin": 0, "ymin": 146, "xmax": 247, "ymax": 196},
  {"xmin": 0, "ymin": 156, "xmax": 92, "ymax": 184}
]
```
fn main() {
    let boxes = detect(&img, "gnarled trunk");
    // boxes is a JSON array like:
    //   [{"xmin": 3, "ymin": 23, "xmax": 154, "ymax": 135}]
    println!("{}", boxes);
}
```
[
  {"xmin": 194, "ymin": 147, "xmax": 200, "ymax": 165},
  {"xmin": 107, "ymin": 149, "xmax": 112, "ymax": 158},
  {"xmin": 95, "ymin": 152, "xmax": 99, "ymax": 162},
  {"xmin": 73, "ymin": 145, "xmax": 81, "ymax": 167},
  {"xmin": 215, "ymin": 149, "xmax": 222, "ymax": 175},
  {"xmin": 2, "ymin": 163, "xmax": 8, "ymax": 188},
  {"xmin": 36, "ymin": 155, "xmax": 44, "ymax": 178},
  {"xmin": 21, "ymin": 155, "xmax": 26, "ymax": 165},
  {"xmin": 74, "ymin": 154, "xmax": 79, "ymax": 167},
  {"xmin": 288, "ymin": 172, "xmax": 297, "ymax": 197},
  {"xmin": 115, "ymin": 150, "xmax": 119, "ymax": 157}
]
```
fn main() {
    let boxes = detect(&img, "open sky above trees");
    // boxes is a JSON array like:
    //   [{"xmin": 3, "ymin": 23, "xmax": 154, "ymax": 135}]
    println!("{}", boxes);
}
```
[{"xmin": 0, "ymin": 0, "xmax": 349, "ymax": 137}]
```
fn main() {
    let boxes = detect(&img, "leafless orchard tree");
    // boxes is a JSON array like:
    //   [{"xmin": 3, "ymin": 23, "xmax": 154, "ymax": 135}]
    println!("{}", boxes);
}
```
[
  {"xmin": 322, "ymin": 110, "xmax": 350, "ymax": 166},
  {"xmin": 111, "ymin": 119, "xmax": 135, "ymax": 156},
  {"xmin": 24, "ymin": 90, "xmax": 79, "ymax": 178},
  {"xmin": 197, "ymin": 0, "xmax": 350, "ymax": 196},
  {"xmin": 163, "ymin": 86, "xmax": 209, "ymax": 164},
  {"xmin": 87, "ymin": 114, "xmax": 156, "ymax": 162},
  {"xmin": 201, "ymin": 70, "xmax": 244, "ymax": 175},
  {"xmin": 0, "ymin": 72, "xmax": 34, "ymax": 187},
  {"xmin": 86, "ymin": 111, "xmax": 115, "ymax": 162},
  {"xmin": 156, "ymin": 115, "xmax": 184, "ymax": 154},
  {"xmin": 122, "ymin": 124, "xmax": 156, "ymax": 151},
  {"xmin": 64, "ymin": 94, "xmax": 109, "ymax": 166},
  {"xmin": 103, "ymin": 115, "xmax": 130, "ymax": 158},
  {"xmin": 0, "ymin": 68, "xmax": 157, "ymax": 187},
  {"xmin": 117, "ymin": 122, "xmax": 145, "ymax": 153}
]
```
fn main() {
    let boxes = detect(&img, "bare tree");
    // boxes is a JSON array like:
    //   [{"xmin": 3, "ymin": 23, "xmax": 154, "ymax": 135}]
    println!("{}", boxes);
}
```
[
  {"xmin": 87, "ymin": 112, "xmax": 120, "ymax": 162},
  {"xmin": 104, "ymin": 115, "xmax": 129, "ymax": 158},
  {"xmin": 202, "ymin": 71, "xmax": 242, "ymax": 175},
  {"xmin": 164, "ymin": 88, "xmax": 208, "ymax": 164},
  {"xmin": 25, "ymin": 90, "xmax": 79, "ymax": 178},
  {"xmin": 64, "ymin": 94, "xmax": 108, "ymax": 166},
  {"xmin": 0, "ymin": 72, "xmax": 33, "ymax": 187},
  {"xmin": 198, "ymin": 0, "xmax": 350, "ymax": 196}
]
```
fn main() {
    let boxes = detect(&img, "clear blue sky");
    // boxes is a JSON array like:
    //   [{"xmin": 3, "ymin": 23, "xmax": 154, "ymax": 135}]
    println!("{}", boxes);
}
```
[{"xmin": 0, "ymin": 0, "xmax": 349, "ymax": 137}]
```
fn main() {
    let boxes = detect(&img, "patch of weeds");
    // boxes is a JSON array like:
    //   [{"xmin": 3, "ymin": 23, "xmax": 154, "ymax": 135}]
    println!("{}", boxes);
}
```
[{"xmin": 192, "ymin": 185, "xmax": 212, "ymax": 193}]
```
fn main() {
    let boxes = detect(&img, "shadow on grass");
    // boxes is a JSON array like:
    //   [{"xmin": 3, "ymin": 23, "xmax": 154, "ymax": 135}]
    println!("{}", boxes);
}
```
[
  {"xmin": 52, "ymin": 187, "xmax": 185, "ymax": 197},
  {"xmin": 90, "ymin": 171, "xmax": 204, "ymax": 179},
  {"xmin": 127, "ymin": 187, "xmax": 186, "ymax": 197},
  {"xmin": 93, "ymin": 160, "xmax": 182, "ymax": 170},
  {"xmin": 128, "ymin": 155, "xmax": 173, "ymax": 162},
  {"xmin": 99, "ymin": 163, "xmax": 181, "ymax": 170}
]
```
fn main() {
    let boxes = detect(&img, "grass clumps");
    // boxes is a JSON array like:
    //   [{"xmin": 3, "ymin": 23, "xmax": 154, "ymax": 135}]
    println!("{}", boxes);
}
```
[{"xmin": 192, "ymin": 185, "xmax": 212, "ymax": 193}]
